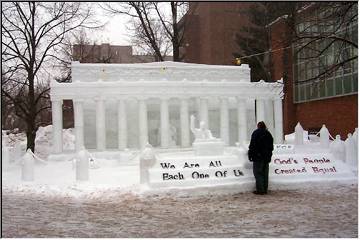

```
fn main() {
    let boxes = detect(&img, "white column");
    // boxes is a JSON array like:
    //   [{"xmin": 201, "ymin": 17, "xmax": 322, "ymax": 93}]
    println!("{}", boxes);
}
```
[
  {"xmin": 256, "ymin": 98, "xmax": 266, "ymax": 123},
  {"xmin": 199, "ymin": 97, "xmax": 209, "ymax": 128},
  {"xmin": 95, "ymin": 98, "xmax": 106, "ymax": 151},
  {"xmin": 51, "ymin": 99, "xmax": 63, "ymax": 153},
  {"xmin": 180, "ymin": 97, "xmax": 190, "ymax": 147},
  {"xmin": 160, "ymin": 97, "xmax": 170, "ymax": 148},
  {"xmin": 73, "ymin": 99, "xmax": 84, "ymax": 152},
  {"xmin": 274, "ymin": 98, "xmax": 284, "ymax": 144},
  {"xmin": 118, "ymin": 98, "xmax": 127, "ymax": 150},
  {"xmin": 138, "ymin": 98, "xmax": 148, "ymax": 149},
  {"xmin": 237, "ymin": 97, "xmax": 248, "ymax": 144},
  {"xmin": 220, "ymin": 97, "xmax": 229, "ymax": 145},
  {"xmin": 266, "ymin": 99, "xmax": 275, "ymax": 135}
]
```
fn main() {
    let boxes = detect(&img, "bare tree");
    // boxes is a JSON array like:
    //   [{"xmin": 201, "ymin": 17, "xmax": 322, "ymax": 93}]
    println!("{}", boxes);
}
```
[
  {"xmin": 291, "ymin": 2, "xmax": 358, "ymax": 83},
  {"xmin": 234, "ymin": 2, "xmax": 357, "ymax": 85},
  {"xmin": 56, "ymin": 29, "xmax": 99, "ymax": 82},
  {"xmin": 2, "ymin": 2, "xmax": 98, "ymax": 152},
  {"xmin": 102, "ymin": 2, "xmax": 189, "ymax": 61}
]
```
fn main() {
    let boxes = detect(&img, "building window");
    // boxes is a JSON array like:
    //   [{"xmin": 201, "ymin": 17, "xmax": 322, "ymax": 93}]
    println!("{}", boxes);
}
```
[{"xmin": 293, "ymin": 4, "xmax": 358, "ymax": 103}]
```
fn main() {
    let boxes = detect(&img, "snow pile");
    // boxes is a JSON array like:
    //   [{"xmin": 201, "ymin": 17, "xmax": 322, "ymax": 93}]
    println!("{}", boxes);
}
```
[
  {"xmin": 63, "ymin": 128, "xmax": 75, "ymax": 150},
  {"xmin": 2, "ymin": 125, "xmax": 75, "ymax": 160}
]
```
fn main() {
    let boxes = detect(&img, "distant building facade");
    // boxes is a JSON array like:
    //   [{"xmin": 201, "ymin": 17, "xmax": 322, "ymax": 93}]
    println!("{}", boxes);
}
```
[{"xmin": 72, "ymin": 44, "xmax": 172, "ymax": 64}]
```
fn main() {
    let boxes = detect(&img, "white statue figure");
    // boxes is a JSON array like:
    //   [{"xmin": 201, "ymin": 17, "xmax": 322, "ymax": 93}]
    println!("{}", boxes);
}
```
[
  {"xmin": 190, "ymin": 115, "xmax": 214, "ymax": 141},
  {"xmin": 295, "ymin": 122, "xmax": 304, "ymax": 145},
  {"xmin": 320, "ymin": 124, "xmax": 330, "ymax": 148},
  {"xmin": 345, "ymin": 133, "xmax": 357, "ymax": 168},
  {"xmin": 330, "ymin": 135, "xmax": 345, "ymax": 162},
  {"xmin": 139, "ymin": 143, "xmax": 157, "ymax": 185}
]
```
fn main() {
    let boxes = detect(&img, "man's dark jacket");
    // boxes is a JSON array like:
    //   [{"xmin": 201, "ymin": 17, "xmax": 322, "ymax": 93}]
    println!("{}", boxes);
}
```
[{"xmin": 248, "ymin": 128, "xmax": 274, "ymax": 163}]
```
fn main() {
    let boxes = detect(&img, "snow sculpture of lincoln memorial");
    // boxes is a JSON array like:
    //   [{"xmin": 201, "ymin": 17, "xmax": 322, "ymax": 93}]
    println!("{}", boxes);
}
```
[{"xmin": 50, "ymin": 61, "xmax": 283, "ymax": 154}]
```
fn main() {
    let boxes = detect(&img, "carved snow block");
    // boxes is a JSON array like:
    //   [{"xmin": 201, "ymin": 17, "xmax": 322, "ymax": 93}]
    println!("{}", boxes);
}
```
[{"xmin": 193, "ymin": 139, "xmax": 225, "ymax": 156}]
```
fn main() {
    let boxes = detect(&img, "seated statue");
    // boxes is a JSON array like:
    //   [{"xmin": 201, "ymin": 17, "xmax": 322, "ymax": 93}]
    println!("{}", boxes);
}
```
[
  {"xmin": 190, "ymin": 115, "xmax": 224, "ymax": 156},
  {"xmin": 190, "ymin": 115, "xmax": 215, "ymax": 141}
]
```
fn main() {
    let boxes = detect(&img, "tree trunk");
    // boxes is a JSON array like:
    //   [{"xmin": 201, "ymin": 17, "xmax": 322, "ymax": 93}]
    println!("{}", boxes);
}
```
[
  {"xmin": 26, "ymin": 126, "xmax": 37, "ymax": 153},
  {"xmin": 27, "ymin": 69, "xmax": 37, "ymax": 152},
  {"xmin": 171, "ymin": 2, "xmax": 180, "ymax": 62},
  {"xmin": 173, "ymin": 42, "xmax": 180, "ymax": 62}
]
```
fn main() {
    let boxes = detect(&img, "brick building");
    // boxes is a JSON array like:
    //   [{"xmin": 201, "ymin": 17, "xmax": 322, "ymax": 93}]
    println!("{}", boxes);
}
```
[
  {"xmin": 179, "ymin": 2, "xmax": 256, "ymax": 65},
  {"xmin": 269, "ymin": 3, "xmax": 358, "ymax": 139}
]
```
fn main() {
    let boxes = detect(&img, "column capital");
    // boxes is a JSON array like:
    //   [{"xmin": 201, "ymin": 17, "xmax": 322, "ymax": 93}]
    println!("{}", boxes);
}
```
[
  {"xmin": 73, "ymin": 98, "xmax": 84, "ymax": 103},
  {"xmin": 273, "ymin": 96, "xmax": 283, "ymax": 101},
  {"xmin": 219, "ymin": 96, "xmax": 229, "ymax": 101},
  {"xmin": 94, "ymin": 96, "xmax": 105, "ymax": 102},
  {"xmin": 116, "ymin": 96, "xmax": 128, "ymax": 101},
  {"xmin": 199, "ymin": 96, "xmax": 210, "ymax": 101},
  {"xmin": 179, "ymin": 95, "xmax": 193, "ymax": 100},
  {"xmin": 159, "ymin": 96, "xmax": 170, "ymax": 101},
  {"xmin": 255, "ymin": 96, "xmax": 267, "ymax": 101},
  {"xmin": 137, "ymin": 96, "xmax": 149, "ymax": 101},
  {"xmin": 236, "ymin": 96, "xmax": 247, "ymax": 101},
  {"xmin": 51, "ymin": 99, "xmax": 63, "ymax": 103}
]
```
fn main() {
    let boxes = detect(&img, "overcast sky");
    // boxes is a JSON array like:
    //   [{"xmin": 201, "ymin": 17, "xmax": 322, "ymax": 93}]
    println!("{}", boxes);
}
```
[
  {"xmin": 89, "ymin": 3, "xmax": 173, "ymax": 47},
  {"xmin": 94, "ymin": 12, "xmax": 132, "ymax": 46}
]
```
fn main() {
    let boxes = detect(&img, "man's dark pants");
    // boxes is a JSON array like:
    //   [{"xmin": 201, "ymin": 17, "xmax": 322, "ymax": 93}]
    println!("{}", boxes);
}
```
[{"xmin": 253, "ymin": 161, "xmax": 269, "ymax": 193}]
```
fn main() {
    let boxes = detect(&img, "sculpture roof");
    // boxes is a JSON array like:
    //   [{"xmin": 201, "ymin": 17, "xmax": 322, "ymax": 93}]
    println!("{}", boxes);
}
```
[
  {"xmin": 71, "ymin": 61, "xmax": 251, "ymax": 83},
  {"xmin": 72, "ymin": 61, "xmax": 250, "ymax": 70}
]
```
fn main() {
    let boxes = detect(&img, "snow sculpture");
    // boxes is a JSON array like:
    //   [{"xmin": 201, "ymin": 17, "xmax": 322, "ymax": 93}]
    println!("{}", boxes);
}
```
[
  {"xmin": 294, "ymin": 122, "xmax": 304, "ymax": 145},
  {"xmin": 139, "ymin": 143, "xmax": 157, "ymax": 185},
  {"xmin": 190, "ymin": 115, "xmax": 214, "ymax": 140},
  {"xmin": 320, "ymin": 124, "xmax": 330, "ymax": 148},
  {"xmin": 190, "ymin": 115, "xmax": 225, "ymax": 156},
  {"xmin": 353, "ymin": 128, "xmax": 358, "ymax": 159},
  {"xmin": 345, "ymin": 133, "xmax": 357, "ymax": 168},
  {"xmin": 76, "ymin": 149, "xmax": 90, "ymax": 181},
  {"xmin": 330, "ymin": 135, "xmax": 345, "ymax": 162},
  {"xmin": 21, "ymin": 149, "xmax": 35, "ymax": 181}
]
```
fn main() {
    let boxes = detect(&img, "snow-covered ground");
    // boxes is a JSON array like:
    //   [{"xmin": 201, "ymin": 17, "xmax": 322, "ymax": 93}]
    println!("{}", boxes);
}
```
[{"xmin": 2, "ymin": 183, "xmax": 357, "ymax": 237}]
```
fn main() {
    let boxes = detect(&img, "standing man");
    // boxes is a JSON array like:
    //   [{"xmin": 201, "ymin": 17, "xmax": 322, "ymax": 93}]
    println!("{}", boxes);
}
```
[{"xmin": 248, "ymin": 121, "xmax": 274, "ymax": 195}]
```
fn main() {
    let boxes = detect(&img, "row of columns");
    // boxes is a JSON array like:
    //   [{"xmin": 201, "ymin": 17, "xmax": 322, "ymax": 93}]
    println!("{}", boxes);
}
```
[{"xmin": 51, "ymin": 97, "xmax": 283, "ymax": 153}]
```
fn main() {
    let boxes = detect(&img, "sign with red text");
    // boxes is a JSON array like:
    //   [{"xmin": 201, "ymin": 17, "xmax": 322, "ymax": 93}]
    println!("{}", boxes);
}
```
[{"xmin": 270, "ymin": 153, "xmax": 354, "ymax": 180}]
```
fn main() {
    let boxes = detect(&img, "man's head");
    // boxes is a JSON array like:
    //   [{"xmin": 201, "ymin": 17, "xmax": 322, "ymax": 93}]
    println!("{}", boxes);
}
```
[
  {"xmin": 257, "ymin": 121, "xmax": 267, "ymax": 129},
  {"xmin": 200, "ymin": 121, "xmax": 206, "ymax": 130}
]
